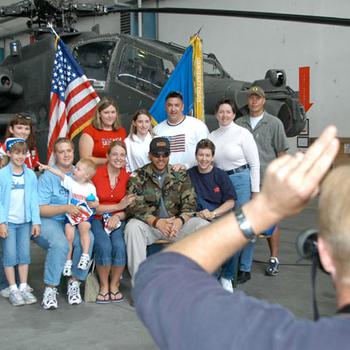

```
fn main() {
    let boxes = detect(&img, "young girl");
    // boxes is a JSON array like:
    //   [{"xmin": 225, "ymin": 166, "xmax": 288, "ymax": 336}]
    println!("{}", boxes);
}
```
[
  {"xmin": 124, "ymin": 109, "xmax": 153, "ymax": 172},
  {"xmin": 0, "ymin": 138, "xmax": 40, "ymax": 306},
  {"xmin": 0, "ymin": 114, "xmax": 39, "ymax": 169}
]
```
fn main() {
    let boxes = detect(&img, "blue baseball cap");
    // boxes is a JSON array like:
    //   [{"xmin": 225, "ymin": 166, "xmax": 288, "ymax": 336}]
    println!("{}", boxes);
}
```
[{"xmin": 5, "ymin": 137, "xmax": 26, "ymax": 152}]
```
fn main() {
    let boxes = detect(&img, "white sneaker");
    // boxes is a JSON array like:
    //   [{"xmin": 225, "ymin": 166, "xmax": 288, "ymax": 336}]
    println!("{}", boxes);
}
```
[
  {"xmin": 78, "ymin": 254, "xmax": 90, "ymax": 270},
  {"xmin": 63, "ymin": 260, "xmax": 72, "ymax": 276},
  {"xmin": 67, "ymin": 280, "xmax": 82, "ymax": 305},
  {"xmin": 1, "ymin": 284, "xmax": 33, "ymax": 298},
  {"xmin": 9, "ymin": 289, "xmax": 25, "ymax": 306},
  {"xmin": 41, "ymin": 287, "xmax": 58, "ymax": 310},
  {"xmin": 20, "ymin": 287, "xmax": 37, "ymax": 305},
  {"xmin": 220, "ymin": 277, "xmax": 233, "ymax": 293},
  {"xmin": 0, "ymin": 287, "xmax": 10, "ymax": 298}
]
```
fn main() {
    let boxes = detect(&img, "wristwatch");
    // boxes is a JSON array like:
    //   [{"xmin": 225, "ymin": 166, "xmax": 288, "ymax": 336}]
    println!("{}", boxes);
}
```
[{"xmin": 234, "ymin": 208, "xmax": 257, "ymax": 243}]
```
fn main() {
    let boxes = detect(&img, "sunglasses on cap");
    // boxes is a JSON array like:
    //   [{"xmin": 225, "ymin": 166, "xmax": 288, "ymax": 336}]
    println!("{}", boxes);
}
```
[
  {"xmin": 152, "ymin": 152, "xmax": 170, "ymax": 158},
  {"xmin": 17, "ymin": 113, "xmax": 31, "ymax": 120}
]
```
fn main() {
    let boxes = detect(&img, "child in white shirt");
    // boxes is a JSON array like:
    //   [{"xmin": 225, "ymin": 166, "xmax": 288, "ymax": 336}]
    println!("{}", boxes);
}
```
[{"xmin": 39, "ymin": 158, "xmax": 98, "ymax": 275}]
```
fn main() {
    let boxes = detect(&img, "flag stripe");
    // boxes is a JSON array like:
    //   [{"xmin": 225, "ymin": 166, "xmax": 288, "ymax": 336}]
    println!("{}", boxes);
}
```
[
  {"xmin": 67, "ymin": 94, "xmax": 100, "ymax": 126},
  {"xmin": 66, "ymin": 76, "xmax": 98, "ymax": 112},
  {"xmin": 47, "ymin": 100, "xmax": 67, "ymax": 161}
]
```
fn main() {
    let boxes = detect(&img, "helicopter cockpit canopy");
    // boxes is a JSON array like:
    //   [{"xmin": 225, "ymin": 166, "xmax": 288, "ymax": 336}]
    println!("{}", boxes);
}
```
[
  {"xmin": 73, "ymin": 40, "xmax": 116, "ymax": 86},
  {"xmin": 117, "ymin": 44, "xmax": 175, "ymax": 97}
]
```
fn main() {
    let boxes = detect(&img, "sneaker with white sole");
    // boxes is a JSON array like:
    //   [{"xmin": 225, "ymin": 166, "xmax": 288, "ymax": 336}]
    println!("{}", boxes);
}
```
[
  {"xmin": 21, "ymin": 287, "xmax": 37, "ymax": 305},
  {"xmin": 9, "ymin": 289, "xmax": 25, "ymax": 306},
  {"xmin": 67, "ymin": 280, "xmax": 82, "ymax": 305},
  {"xmin": 266, "ymin": 257, "xmax": 280, "ymax": 276},
  {"xmin": 1, "ymin": 284, "xmax": 33, "ymax": 298},
  {"xmin": 78, "ymin": 254, "xmax": 90, "ymax": 270},
  {"xmin": 63, "ymin": 260, "xmax": 72, "ymax": 276},
  {"xmin": 220, "ymin": 277, "xmax": 233, "ymax": 293},
  {"xmin": 0, "ymin": 287, "xmax": 10, "ymax": 298},
  {"xmin": 41, "ymin": 287, "xmax": 58, "ymax": 310}
]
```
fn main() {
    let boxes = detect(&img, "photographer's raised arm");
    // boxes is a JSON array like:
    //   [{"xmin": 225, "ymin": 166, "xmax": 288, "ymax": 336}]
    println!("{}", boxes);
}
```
[
  {"xmin": 164, "ymin": 126, "xmax": 339, "ymax": 273},
  {"xmin": 134, "ymin": 126, "xmax": 340, "ymax": 350}
]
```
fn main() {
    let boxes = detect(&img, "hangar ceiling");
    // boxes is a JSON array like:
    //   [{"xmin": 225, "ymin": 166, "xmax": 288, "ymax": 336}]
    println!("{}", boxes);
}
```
[{"xmin": 0, "ymin": 0, "xmax": 133, "ymax": 40}]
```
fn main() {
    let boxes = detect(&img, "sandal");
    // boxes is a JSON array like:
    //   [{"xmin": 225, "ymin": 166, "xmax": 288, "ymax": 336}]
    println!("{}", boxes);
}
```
[
  {"xmin": 96, "ymin": 292, "xmax": 110, "ymax": 304},
  {"xmin": 110, "ymin": 290, "xmax": 124, "ymax": 303}
]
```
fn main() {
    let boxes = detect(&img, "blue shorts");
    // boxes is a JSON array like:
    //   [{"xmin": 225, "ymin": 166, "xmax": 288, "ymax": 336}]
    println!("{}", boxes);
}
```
[{"xmin": 261, "ymin": 225, "xmax": 276, "ymax": 237}]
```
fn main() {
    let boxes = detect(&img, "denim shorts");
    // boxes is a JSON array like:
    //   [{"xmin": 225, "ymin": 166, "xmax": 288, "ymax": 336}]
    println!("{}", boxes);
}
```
[{"xmin": 1, "ymin": 222, "xmax": 31, "ymax": 267}]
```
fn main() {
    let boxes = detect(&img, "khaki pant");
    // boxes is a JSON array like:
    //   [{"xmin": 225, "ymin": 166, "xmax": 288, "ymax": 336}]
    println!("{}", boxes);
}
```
[{"xmin": 125, "ymin": 217, "xmax": 208, "ymax": 283}]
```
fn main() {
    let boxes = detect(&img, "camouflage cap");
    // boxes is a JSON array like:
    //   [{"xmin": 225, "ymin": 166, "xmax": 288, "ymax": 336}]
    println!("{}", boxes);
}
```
[
  {"xmin": 149, "ymin": 137, "xmax": 171, "ymax": 155},
  {"xmin": 248, "ymin": 86, "xmax": 265, "ymax": 98}
]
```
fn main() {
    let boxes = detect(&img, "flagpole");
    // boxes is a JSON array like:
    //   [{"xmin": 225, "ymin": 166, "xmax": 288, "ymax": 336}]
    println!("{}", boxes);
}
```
[
  {"xmin": 47, "ymin": 23, "xmax": 60, "ymax": 48},
  {"xmin": 190, "ymin": 34, "xmax": 205, "ymax": 121}
]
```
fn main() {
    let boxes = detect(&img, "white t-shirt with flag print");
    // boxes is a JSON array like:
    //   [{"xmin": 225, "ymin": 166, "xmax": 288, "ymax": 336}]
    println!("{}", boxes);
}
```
[
  {"xmin": 62, "ymin": 175, "xmax": 98, "ymax": 225},
  {"xmin": 153, "ymin": 116, "xmax": 209, "ymax": 169}
]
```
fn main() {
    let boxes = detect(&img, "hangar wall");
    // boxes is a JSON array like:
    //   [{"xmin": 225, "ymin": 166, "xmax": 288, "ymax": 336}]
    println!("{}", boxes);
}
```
[
  {"xmin": 153, "ymin": 0, "xmax": 350, "ymax": 140},
  {"xmin": 1, "ymin": 0, "xmax": 348, "ymax": 147}
]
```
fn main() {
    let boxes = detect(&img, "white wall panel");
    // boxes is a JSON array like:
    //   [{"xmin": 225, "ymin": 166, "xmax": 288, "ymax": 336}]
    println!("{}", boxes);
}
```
[{"xmin": 155, "ymin": 0, "xmax": 350, "ymax": 138}]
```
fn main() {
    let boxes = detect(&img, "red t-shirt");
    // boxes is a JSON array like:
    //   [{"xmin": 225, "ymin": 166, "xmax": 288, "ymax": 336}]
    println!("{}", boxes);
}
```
[
  {"xmin": 92, "ymin": 164, "xmax": 130, "ymax": 220},
  {"xmin": 83, "ymin": 125, "xmax": 127, "ymax": 159}
]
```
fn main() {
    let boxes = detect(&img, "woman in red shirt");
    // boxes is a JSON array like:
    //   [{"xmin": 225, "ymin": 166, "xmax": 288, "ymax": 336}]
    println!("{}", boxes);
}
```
[
  {"xmin": 79, "ymin": 97, "xmax": 127, "ymax": 166},
  {"xmin": 0, "ymin": 114, "xmax": 39, "ymax": 169},
  {"xmin": 91, "ymin": 141, "xmax": 135, "ymax": 303}
]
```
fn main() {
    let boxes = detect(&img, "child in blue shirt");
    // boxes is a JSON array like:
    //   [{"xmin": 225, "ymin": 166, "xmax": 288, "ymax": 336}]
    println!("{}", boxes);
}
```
[{"xmin": 0, "ymin": 138, "xmax": 40, "ymax": 306}]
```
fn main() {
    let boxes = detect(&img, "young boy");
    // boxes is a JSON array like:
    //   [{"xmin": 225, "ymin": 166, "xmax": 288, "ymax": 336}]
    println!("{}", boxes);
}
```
[
  {"xmin": 39, "ymin": 158, "xmax": 98, "ymax": 275},
  {"xmin": 0, "ymin": 138, "xmax": 40, "ymax": 306}
]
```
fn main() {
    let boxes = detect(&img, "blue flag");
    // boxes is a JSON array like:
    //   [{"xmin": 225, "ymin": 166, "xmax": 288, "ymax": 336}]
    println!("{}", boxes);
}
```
[{"xmin": 150, "ymin": 45, "xmax": 194, "ymax": 124}]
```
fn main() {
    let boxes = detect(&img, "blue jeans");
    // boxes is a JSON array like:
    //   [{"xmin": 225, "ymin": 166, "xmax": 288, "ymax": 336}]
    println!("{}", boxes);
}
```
[
  {"xmin": 1, "ymin": 223, "xmax": 31, "ymax": 267},
  {"xmin": 33, "ymin": 217, "xmax": 94, "ymax": 286},
  {"xmin": 92, "ymin": 219, "xmax": 126, "ymax": 266},
  {"xmin": 0, "ymin": 244, "xmax": 21, "ymax": 290},
  {"xmin": 0, "ymin": 244, "xmax": 6, "ymax": 290},
  {"xmin": 221, "ymin": 168, "xmax": 254, "ymax": 279}
]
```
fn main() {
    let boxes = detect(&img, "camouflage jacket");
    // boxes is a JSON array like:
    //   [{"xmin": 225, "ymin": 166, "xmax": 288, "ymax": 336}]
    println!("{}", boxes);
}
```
[{"xmin": 126, "ymin": 163, "xmax": 196, "ymax": 222}]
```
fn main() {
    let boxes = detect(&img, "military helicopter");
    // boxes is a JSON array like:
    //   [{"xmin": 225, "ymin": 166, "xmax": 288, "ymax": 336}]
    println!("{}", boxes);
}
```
[{"xmin": 0, "ymin": 0, "xmax": 306, "ymax": 162}]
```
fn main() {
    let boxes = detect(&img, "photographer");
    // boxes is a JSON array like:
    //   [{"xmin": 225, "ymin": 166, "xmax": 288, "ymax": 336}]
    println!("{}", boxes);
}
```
[{"xmin": 134, "ymin": 126, "xmax": 349, "ymax": 350}]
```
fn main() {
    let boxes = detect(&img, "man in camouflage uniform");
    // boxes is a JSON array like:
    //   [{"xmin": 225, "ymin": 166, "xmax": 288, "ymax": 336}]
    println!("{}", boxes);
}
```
[{"xmin": 125, "ymin": 137, "xmax": 208, "ymax": 283}]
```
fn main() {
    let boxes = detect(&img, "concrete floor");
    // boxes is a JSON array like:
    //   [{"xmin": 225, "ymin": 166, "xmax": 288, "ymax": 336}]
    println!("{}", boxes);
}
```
[{"xmin": 0, "ymin": 199, "xmax": 336, "ymax": 350}]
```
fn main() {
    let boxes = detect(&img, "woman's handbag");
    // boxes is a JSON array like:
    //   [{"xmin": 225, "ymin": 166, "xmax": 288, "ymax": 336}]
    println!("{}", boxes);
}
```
[{"xmin": 84, "ymin": 260, "xmax": 100, "ymax": 303}]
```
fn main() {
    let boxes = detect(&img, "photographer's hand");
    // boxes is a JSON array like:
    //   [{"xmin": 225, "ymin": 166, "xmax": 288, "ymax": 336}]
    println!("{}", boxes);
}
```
[{"xmin": 246, "ymin": 125, "xmax": 339, "ymax": 233}]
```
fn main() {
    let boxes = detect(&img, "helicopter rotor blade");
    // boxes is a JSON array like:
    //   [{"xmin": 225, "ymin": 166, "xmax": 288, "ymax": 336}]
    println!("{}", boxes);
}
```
[{"xmin": 106, "ymin": 6, "xmax": 350, "ymax": 28}]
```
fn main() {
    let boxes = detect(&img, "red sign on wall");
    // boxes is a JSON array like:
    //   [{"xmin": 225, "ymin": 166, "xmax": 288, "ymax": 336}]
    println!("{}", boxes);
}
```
[{"xmin": 299, "ymin": 66, "xmax": 314, "ymax": 112}]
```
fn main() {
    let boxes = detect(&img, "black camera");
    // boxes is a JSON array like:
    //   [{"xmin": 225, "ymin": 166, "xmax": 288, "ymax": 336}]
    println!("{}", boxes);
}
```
[{"xmin": 296, "ymin": 228, "xmax": 327, "ymax": 273}]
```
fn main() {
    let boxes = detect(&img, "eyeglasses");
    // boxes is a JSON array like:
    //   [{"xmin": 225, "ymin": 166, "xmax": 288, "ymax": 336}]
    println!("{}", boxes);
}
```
[{"xmin": 152, "ymin": 153, "xmax": 170, "ymax": 158}]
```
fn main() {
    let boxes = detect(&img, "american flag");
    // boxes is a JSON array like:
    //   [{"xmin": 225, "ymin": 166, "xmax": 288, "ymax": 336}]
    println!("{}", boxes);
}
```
[
  {"xmin": 47, "ymin": 38, "xmax": 100, "ymax": 163},
  {"xmin": 169, "ymin": 134, "xmax": 186, "ymax": 153}
]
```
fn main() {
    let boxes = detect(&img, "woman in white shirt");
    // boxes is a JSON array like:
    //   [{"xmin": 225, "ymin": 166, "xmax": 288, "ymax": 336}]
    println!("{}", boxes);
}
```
[
  {"xmin": 124, "ymin": 110, "xmax": 153, "ymax": 172},
  {"xmin": 209, "ymin": 98, "xmax": 260, "ymax": 290}
]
